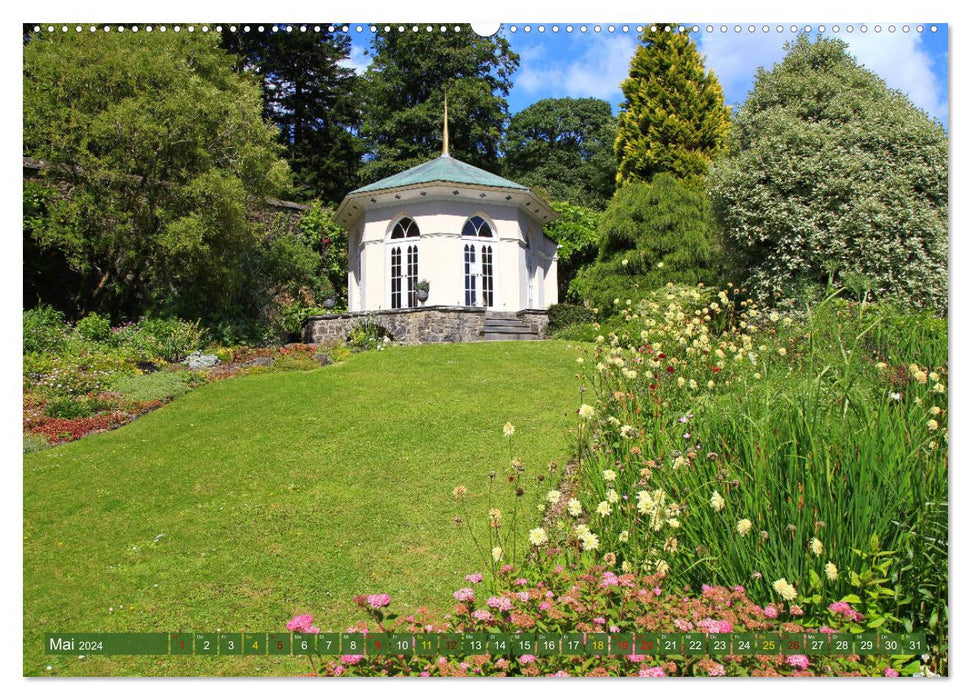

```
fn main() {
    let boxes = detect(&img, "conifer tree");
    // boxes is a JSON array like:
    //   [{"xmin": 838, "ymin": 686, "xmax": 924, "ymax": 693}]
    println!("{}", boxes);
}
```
[{"xmin": 615, "ymin": 24, "xmax": 730, "ymax": 185}]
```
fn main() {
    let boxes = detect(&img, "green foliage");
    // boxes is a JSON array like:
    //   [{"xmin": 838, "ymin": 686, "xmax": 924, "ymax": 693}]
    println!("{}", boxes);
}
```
[
  {"xmin": 547, "ymin": 303, "xmax": 597, "ymax": 332},
  {"xmin": 709, "ymin": 36, "xmax": 948, "ymax": 313},
  {"xmin": 360, "ymin": 27, "xmax": 519, "ymax": 180},
  {"xmin": 272, "ymin": 354, "xmax": 320, "ymax": 372},
  {"xmin": 544, "ymin": 201, "xmax": 601, "ymax": 301},
  {"xmin": 502, "ymin": 98, "xmax": 616, "ymax": 208},
  {"xmin": 23, "ymin": 30, "xmax": 291, "ymax": 320},
  {"xmin": 23, "ymin": 306, "xmax": 70, "ymax": 355},
  {"xmin": 551, "ymin": 323, "xmax": 601, "ymax": 342},
  {"xmin": 75, "ymin": 312, "xmax": 114, "ymax": 344},
  {"xmin": 615, "ymin": 24, "xmax": 731, "ymax": 185},
  {"xmin": 107, "ymin": 371, "xmax": 198, "ymax": 403},
  {"xmin": 221, "ymin": 27, "xmax": 364, "ymax": 203},
  {"xmin": 347, "ymin": 317, "xmax": 393, "ymax": 351},
  {"xmin": 23, "ymin": 433, "xmax": 52, "ymax": 454},
  {"xmin": 570, "ymin": 176, "xmax": 724, "ymax": 315},
  {"xmin": 114, "ymin": 318, "xmax": 204, "ymax": 363},
  {"xmin": 45, "ymin": 397, "xmax": 97, "ymax": 419},
  {"xmin": 299, "ymin": 202, "xmax": 347, "ymax": 305}
]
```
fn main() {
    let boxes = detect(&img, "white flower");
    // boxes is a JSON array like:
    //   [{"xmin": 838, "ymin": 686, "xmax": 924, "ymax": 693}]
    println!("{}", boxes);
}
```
[
  {"xmin": 596, "ymin": 501, "xmax": 612, "ymax": 517},
  {"xmin": 927, "ymin": 419, "xmax": 939, "ymax": 431},
  {"xmin": 619, "ymin": 424, "xmax": 635, "ymax": 438},
  {"xmin": 580, "ymin": 531, "xmax": 600, "ymax": 551},
  {"xmin": 528, "ymin": 528, "xmax": 548, "ymax": 546},
  {"xmin": 736, "ymin": 519, "xmax": 753, "ymax": 536},
  {"xmin": 825, "ymin": 562, "xmax": 838, "ymax": 581},
  {"xmin": 606, "ymin": 489, "xmax": 620, "ymax": 504},
  {"xmin": 622, "ymin": 259, "xmax": 629, "ymax": 266},
  {"xmin": 546, "ymin": 489, "xmax": 562, "ymax": 504},
  {"xmin": 619, "ymin": 530, "xmax": 629, "ymax": 543},
  {"xmin": 710, "ymin": 490, "xmax": 726, "ymax": 512},
  {"xmin": 810, "ymin": 538, "xmax": 823, "ymax": 557},
  {"xmin": 773, "ymin": 578, "xmax": 798, "ymax": 601},
  {"xmin": 503, "ymin": 422, "xmax": 515, "ymax": 438},
  {"xmin": 578, "ymin": 404, "xmax": 595, "ymax": 420},
  {"xmin": 566, "ymin": 499, "xmax": 583, "ymax": 517},
  {"xmin": 603, "ymin": 469, "xmax": 617, "ymax": 482},
  {"xmin": 492, "ymin": 546, "xmax": 503, "ymax": 562}
]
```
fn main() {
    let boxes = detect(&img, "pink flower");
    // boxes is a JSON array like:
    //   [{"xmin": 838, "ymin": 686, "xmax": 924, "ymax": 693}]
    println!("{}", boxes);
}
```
[
  {"xmin": 341, "ymin": 654, "xmax": 364, "ymax": 665},
  {"xmin": 518, "ymin": 654, "xmax": 536, "ymax": 664},
  {"xmin": 639, "ymin": 666, "xmax": 666, "ymax": 677},
  {"xmin": 459, "ymin": 661, "xmax": 469, "ymax": 670},
  {"xmin": 453, "ymin": 587, "xmax": 475, "ymax": 602},
  {"xmin": 419, "ymin": 671, "xmax": 430, "ymax": 677},
  {"xmin": 333, "ymin": 665, "xmax": 345, "ymax": 676},
  {"xmin": 549, "ymin": 670, "xmax": 570, "ymax": 677},
  {"xmin": 819, "ymin": 626, "xmax": 839, "ymax": 634},
  {"xmin": 609, "ymin": 625, "xmax": 620, "ymax": 633},
  {"xmin": 495, "ymin": 658, "xmax": 509, "ymax": 669},
  {"xmin": 593, "ymin": 616, "xmax": 606, "ymax": 625},
  {"xmin": 828, "ymin": 601, "xmax": 864, "ymax": 621},
  {"xmin": 732, "ymin": 585, "xmax": 746, "ymax": 593},
  {"xmin": 884, "ymin": 667, "xmax": 900, "ymax": 677},
  {"xmin": 286, "ymin": 614, "xmax": 315, "ymax": 633},
  {"xmin": 554, "ymin": 565, "xmax": 564, "ymax": 574},
  {"xmin": 472, "ymin": 609, "xmax": 493, "ymax": 622},
  {"xmin": 764, "ymin": 604, "xmax": 779, "ymax": 619},
  {"xmin": 500, "ymin": 565, "xmax": 513, "ymax": 574},
  {"xmin": 601, "ymin": 572, "xmax": 621, "ymax": 588},
  {"xmin": 539, "ymin": 602, "xmax": 553, "ymax": 612},
  {"xmin": 514, "ymin": 578, "xmax": 528, "ymax": 585},
  {"xmin": 308, "ymin": 625, "xmax": 320, "ymax": 634},
  {"xmin": 627, "ymin": 654, "xmax": 646, "ymax": 663},
  {"xmin": 787, "ymin": 655, "xmax": 810, "ymax": 670},
  {"xmin": 674, "ymin": 618, "xmax": 693, "ymax": 632},
  {"xmin": 487, "ymin": 596, "xmax": 513, "ymax": 611},
  {"xmin": 653, "ymin": 587, "xmax": 662, "ymax": 596},
  {"xmin": 789, "ymin": 605, "xmax": 804, "ymax": 617},
  {"xmin": 465, "ymin": 573, "xmax": 483, "ymax": 584},
  {"xmin": 707, "ymin": 663, "xmax": 726, "ymax": 677},
  {"xmin": 366, "ymin": 594, "xmax": 391, "ymax": 608}
]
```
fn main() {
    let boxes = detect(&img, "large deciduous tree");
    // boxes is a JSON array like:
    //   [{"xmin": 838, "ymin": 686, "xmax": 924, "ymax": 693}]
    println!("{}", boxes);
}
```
[
  {"xmin": 709, "ymin": 36, "xmax": 948, "ymax": 312},
  {"xmin": 502, "ymin": 98, "xmax": 617, "ymax": 209},
  {"xmin": 23, "ymin": 31, "xmax": 292, "ymax": 320},
  {"xmin": 615, "ymin": 24, "xmax": 730, "ymax": 185},
  {"xmin": 222, "ymin": 27, "xmax": 364, "ymax": 204},
  {"xmin": 359, "ymin": 27, "xmax": 519, "ymax": 181}
]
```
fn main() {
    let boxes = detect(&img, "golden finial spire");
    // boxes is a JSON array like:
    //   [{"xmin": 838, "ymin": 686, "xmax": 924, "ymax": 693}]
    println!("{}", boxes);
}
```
[{"xmin": 442, "ymin": 91, "xmax": 450, "ymax": 157}]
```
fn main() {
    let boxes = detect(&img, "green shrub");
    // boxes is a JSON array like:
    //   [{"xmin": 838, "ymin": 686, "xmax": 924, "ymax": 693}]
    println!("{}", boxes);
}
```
[
  {"xmin": 328, "ymin": 343, "xmax": 352, "ymax": 363},
  {"xmin": 114, "ymin": 318, "xmax": 204, "ymax": 363},
  {"xmin": 44, "ymin": 397, "xmax": 97, "ymax": 419},
  {"xmin": 108, "ymin": 370, "xmax": 197, "ymax": 403},
  {"xmin": 23, "ymin": 306, "xmax": 69, "ymax": 355},
  {"xmin": 552, "ymin": 323, "xmax": 600, "ymax": 342},
  {"xmin": 75, "ymin": 312, "xmax": 114, "ymax": 344},
  {"xmin": 547, "ymin": 303, "xmax": 597, "ymax": 332}
]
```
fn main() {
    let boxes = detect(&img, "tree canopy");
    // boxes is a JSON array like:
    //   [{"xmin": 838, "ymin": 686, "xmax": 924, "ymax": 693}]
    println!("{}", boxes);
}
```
[
  {"xmin": 615, "ymin": 24, "xmax": 730, "ymax": 186},
  {"xmin": 359, "ymin": 27, "xmax": 519, "ymax": 182},
  {"xmin": 23, "ymin": 31, "xmax": 293, "ymax": 321},
  {"xmin": 709, "ymin": 36, "xmax": 948, "ymax": 311},
  {"xmin": 502, "ymin": 98, "xmax": 616, "ymax": 209},
  {"xmin": 221, "ymin": 28, "xmax": 364, "ymax": 204}
]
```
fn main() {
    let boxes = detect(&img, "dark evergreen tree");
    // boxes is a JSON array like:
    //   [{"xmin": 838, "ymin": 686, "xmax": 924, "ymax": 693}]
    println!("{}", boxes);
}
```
[
  {"xmin": 360, "ymin": 26, "xmax": 518, "ymax": 181},
  {"xmin": 223, "ymin": 27, "xmax": 364, "ymax": 203}
]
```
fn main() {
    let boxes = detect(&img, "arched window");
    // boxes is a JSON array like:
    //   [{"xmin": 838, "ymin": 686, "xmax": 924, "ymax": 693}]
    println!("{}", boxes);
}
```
[
  {"xmin": 462, "ymin": 215, "xmax": 493, "ymax": 238},
  {"xmin": 390, "ymin": 217, "xmax": 420, "ymax": 239},
  {"xmin": 389, "ymin": 218, "xmax": 420, "ymax": 308}
]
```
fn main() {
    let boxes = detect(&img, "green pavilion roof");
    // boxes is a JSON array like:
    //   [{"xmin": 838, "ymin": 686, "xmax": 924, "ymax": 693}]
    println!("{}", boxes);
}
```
[{"xmin": 351, "ymin": 155, "xmax": 529, "ymax": 194}]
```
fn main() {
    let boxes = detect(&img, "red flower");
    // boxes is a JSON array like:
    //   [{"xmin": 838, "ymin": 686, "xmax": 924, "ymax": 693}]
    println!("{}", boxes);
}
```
[
  {"xmin": 666, "ymin": 366, "xmax": 675, "ymax": 374},
  {"xmin": 324, "ymin": 237, "xmax": 331, "ymax": 243},
  {"xmin": 712, "ymin": 366, "xmax": 721, "ymax": 373}
]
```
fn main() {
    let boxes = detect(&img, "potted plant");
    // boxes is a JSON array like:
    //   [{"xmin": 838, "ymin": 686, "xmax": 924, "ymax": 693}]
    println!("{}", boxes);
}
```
[
  {"xmin": 321, "ymin": 280, "xmax": 337, "ymax": 311},
  {"xmin": 415, "ymin": 279, "xmax": 430, "ymax": 303}
]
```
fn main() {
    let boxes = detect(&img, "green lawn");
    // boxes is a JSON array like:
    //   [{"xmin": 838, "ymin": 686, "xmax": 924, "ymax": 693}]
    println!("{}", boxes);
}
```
[{"xmin": 23, "ymin": 341, "xmax": 584, "ymax": 676}]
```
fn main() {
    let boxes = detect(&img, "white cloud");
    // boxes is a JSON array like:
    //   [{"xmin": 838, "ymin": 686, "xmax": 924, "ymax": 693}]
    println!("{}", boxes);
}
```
[
  {"xmin": 340, "ymin": 42, "xmax": 372, "ymax": 75},
  {"xmin": 513, "ymin": 34, "xmax": 638, "ymax": 108},
  {"xmin": 697, "ymin": 27, "xmax": 947, "ymax": 123}
]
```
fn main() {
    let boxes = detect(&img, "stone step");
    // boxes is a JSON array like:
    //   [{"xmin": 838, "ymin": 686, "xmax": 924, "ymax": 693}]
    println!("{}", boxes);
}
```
[
  {"xmin": 483, "ymin": 324, "xmax": 531, "ymax": 334},
  {"xmin": 481, "ymin": 331, "xmax": 540, "ymax": 341}
]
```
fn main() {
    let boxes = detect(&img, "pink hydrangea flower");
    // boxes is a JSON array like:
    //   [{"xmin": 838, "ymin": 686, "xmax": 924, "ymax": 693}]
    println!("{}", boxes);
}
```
[
  {"xmin": 764, "ymin": 604, "xmax": 779, "ymax": 619},
  {"xmin": 787, "ymin": 655, "xmax": 810, "ymax": 670},
  {"xmin": 609, "ymin": 625, "xmax": 620, "ymax": 633},
  {"xmin": 465, "ymin": 573, "xmax": 483, "ymax": 584},
  {"xmin": 639, "ymin": 666, "xmax": 666, "ymax": 677},
  {"xmin": 884, "ymin": 667, "xmax": 900, "ymax": 677},
  {"xmin": 453, "ymin": 587, "xmax": 475, "ymax": 602},
  {"xmin": 341, "ymin": 654, "xmax": 364, "ymax": 665},
  {"xmin": 518, "ymin": 654, "xmax": 536, "ymax": 664},
  {"xmin": 828, "ymin": 601, "xmax": 864, "ymax": 621},
  {"xmin": 366, "ymin": 594, "xmax": 391, "ymax": 608},
  {"xmin": 333, "ymin": 665, "xmax": 345, "ymax": 676},
  {"xmin": 286, "ymin": 614, "xmax": 315, "ymax": 633},
  {"xmin": 627, "ymin": 654, "xmax": 646, "ymax": 663},
  {"xmin": 472, "ymin": 609, "xmax": 493, "ymax": 622},
  {"xmin": 653, "ymin": 587, "xmax": 662, "ymax": 596},
  {"xmin": 419, "ymin": 671, "xmax": 430, "ymax": 677}
]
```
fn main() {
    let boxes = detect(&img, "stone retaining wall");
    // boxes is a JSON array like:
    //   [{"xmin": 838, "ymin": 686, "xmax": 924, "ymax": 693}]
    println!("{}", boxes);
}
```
[{"xmin": 302, "ymin": 307, "xmax": 549, "ymax": 345}]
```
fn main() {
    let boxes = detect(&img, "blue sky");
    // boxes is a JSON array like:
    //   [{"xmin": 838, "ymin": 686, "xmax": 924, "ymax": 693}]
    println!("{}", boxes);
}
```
[{"xmin": 343, "ymin": 23, "xmax": 949, "ymax": 128}]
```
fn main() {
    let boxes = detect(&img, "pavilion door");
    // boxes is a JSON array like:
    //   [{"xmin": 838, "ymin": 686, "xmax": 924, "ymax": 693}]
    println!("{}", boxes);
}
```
[
  {"xmin": 390, "ymin": 243, "xmax": 419, "ymax": 309},
  {"xmin": 480, "ymin": 243, "xmax": 494, "ymax": 308}
]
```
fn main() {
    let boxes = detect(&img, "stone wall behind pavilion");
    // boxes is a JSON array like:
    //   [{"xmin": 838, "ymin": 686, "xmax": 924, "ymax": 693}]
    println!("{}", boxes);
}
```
[{"xmin": 303, "ymin": 307, "xmax": 548, "ymax": 345}]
